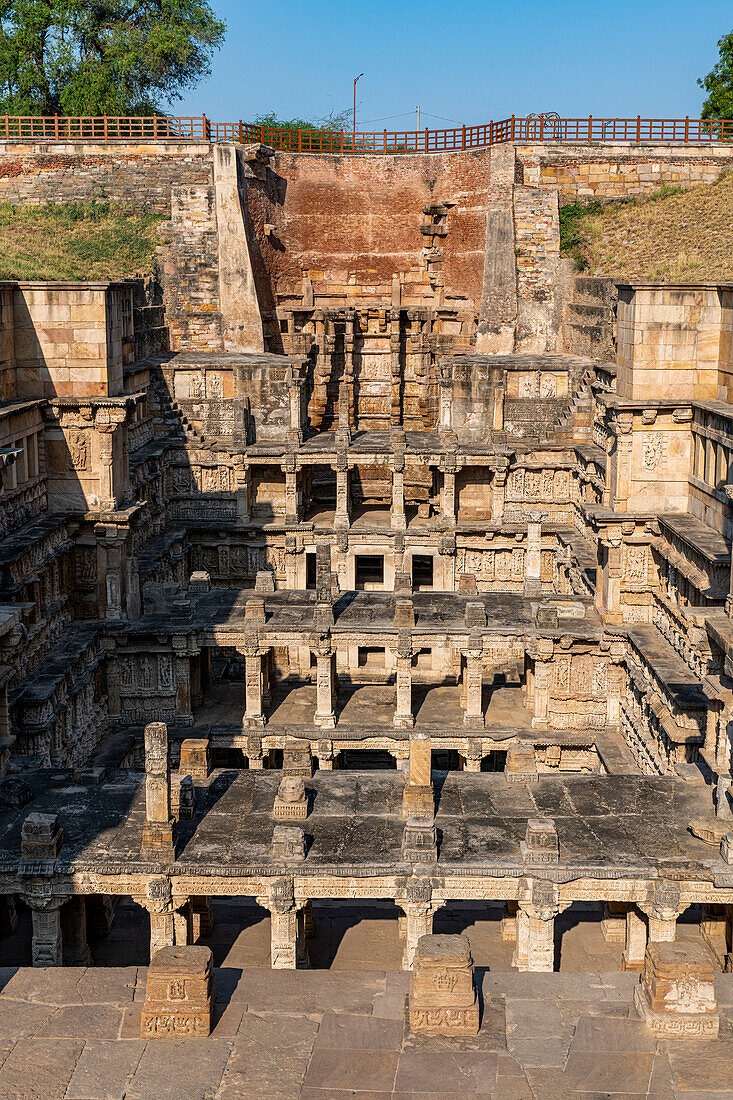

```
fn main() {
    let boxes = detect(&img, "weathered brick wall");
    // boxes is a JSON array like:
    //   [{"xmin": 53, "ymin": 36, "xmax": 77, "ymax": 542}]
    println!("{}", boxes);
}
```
[
  {"xmin": 0, "ymin": 142, "xmax": 213, "ymax": 214},
  {"xmin": 517, "ymin": 142, "xmax": 733, "ymax": 202},
  {"xmin": 245, "ymin": 148, "xmax": 508, "ymax": 314}
]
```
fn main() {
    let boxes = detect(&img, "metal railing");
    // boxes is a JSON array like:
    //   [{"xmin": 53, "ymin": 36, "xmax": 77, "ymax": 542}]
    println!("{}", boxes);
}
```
[{"xmin": 1, "ymin": 113, "xmax": 732, "ymax": 150}]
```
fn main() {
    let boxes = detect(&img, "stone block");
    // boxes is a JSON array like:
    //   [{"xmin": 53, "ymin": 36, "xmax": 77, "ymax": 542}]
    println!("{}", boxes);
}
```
[
  {"xmin": 633, "ymin": 942, "xmax": 719, "ymax": 1039},
  {"xmin": 21, "ymin": 813, "xmax": 63, "ymax": 859},
  {"xmin": 188, "ymin": 570, "xmax": 210, "ymax": 593},
  {"xmin": 505, "ymin": 745, "xmax": 538, "ymax": 782},
  {"xmin": 271, "ymin": 825, "xmax": 306, "ymax": 862},
  {"xmin": 274, "ymin": 776, "xmax": 308, "ymax": 820},
  {"xmin": 402, "ymin": 784, "xmax": 434, "ymax": 819},
  {"xmin": 409, "ymin": 933, "xmax": 479, "ymax": 1035},
  {"xmin": 521, "ymin": 817, "xmax": 559, "ymax": 864},
  {"xmin": 402, "ymin": 816, "xmax": 437, "ymax": 863},
  {"xmin": 140, "ymin": 945, "xmax": 214, "ymax": 1038},
  {"xmin": 458, "ymin": 573, "xmax": 478, "ymax": 592},
  {"xmin": 180, "ymin": 738, "xmax": 209, "ymax": 781},
  {"xmin": 283, "ymin": 739, "xmax": 313, "ymax": 777},
  {"xmin": 254, "ymin": 569, "xmax": 275, "ymax": 593}
]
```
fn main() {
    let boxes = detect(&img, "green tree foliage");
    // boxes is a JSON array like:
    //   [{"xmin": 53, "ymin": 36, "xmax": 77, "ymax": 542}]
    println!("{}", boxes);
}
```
[
  {"xmin": 254, "ymin": 109, "xmax": 351, "ymax": 132},
  {"xmin": 0, "ymin": 0, "xmax": 226, "ymax": 115},
  {"xmin": 699, "ymin": 31, "xmax": 733, "ymax": 118}
]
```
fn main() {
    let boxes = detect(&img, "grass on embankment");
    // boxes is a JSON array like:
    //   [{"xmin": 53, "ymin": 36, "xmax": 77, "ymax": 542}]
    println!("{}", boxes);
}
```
[
  {"xmin": 0, "ymin": 200, "xmax": 163, "ymax": 280},
  {"xmin": 560, "ymin": 171, "xmax": 733, "ymax": 282}
]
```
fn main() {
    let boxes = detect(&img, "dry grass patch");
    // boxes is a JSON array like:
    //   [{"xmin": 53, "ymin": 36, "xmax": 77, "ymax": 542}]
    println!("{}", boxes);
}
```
[
  {"xmin": 560, "ymin": 173, "xmax": 733, "ymax": 282},
  {"xmin": 0, "ymin": 201, "xmax": 163, "ymax": 281}
]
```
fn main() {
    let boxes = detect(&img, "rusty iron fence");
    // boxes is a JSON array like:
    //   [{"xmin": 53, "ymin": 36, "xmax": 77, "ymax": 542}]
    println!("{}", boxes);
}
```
[{"xmin": 1, "ymin": 114, "xmax": 732, "ymax": 150}]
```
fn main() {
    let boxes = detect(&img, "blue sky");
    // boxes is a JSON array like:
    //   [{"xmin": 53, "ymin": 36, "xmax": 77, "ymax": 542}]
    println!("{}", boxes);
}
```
[{"xmin": 176, "ymin": 0, "xmax": 731, "ymax": 127}]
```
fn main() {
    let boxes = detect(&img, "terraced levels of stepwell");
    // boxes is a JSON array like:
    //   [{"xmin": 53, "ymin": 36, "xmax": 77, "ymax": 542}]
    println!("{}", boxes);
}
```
[{"xmin": 0, "ymin": 126, "xmax": 729, "ymax": 1096}]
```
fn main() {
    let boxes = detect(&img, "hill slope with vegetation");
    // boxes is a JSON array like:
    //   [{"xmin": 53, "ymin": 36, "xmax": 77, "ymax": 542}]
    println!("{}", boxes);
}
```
[
  {"xmin": 0, "ymin": 201, "xmax": 163, "ymax": 281},
  {"xmin": 560, "ymin": 172, "xmax": 733, "ymax": 283}
]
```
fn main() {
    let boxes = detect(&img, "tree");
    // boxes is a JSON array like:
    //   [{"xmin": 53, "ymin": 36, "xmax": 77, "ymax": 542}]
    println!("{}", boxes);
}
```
[
  {"xmin": 699, "ymin": 32, "xmax": 733, "ymax": 118},
  {"xmin": 0, "ymin": 0, "xmax": 226, "ymax": 116},
  {"xmin": 254, "ymin": 109, "xmax": 351, "ymax": 132}
]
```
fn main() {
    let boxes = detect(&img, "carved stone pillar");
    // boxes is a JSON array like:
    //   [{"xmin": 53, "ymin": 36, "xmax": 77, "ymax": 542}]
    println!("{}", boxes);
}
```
[
  {"xmin": 442, "ymin": 467, "xmax": 456, "ymax": 524},
  {"xmin": 314, "ymin": 646, "xmax": 337, "ymax": 729},
  {"xmin": 491, "ymin": 468, "xmax": 507, "ymax": 524},
  {"xmin": 149, "ymin": 911, "xmax": 175, "ymax": 955},
  {"xmin": 235, "ymin": 464, "xmax": 251, "ymax": 525},
  {"xmin": 173, "ymin": 648, "xmax": 193, "ymax": 726},
  {"xmin": 531, "ymin": 649, "xmax": 553, "ymax": 729},
  {"xmin": 244, "ymin": 650, "xmax": 265, "ymax": 727},
  {"xmin": 524, "ymin": 512, "xmax": 544, "ymax": 597},
  {"xmin": 263, "ymin": 879, "xmax": 303, "ymax": 969},
  {"xmin": 142, "ymin": 721, "xmax": 175, "ymax": 860},
  {"xmin": 394, "ymin": 643, "xmax": 414, "ymax": 729},
  {"xmin": 283, "ymin": 457, "xmax": 299, "ymax": 524},
  {"xmin": 335, "ymin": 461, "xmax": 350, "ymax": 527},
  {"xmin": 398, "ymin": 879, "xmax": 440, "ymax": 970},
  {"xmin": 29, "ymin": 902, "xmax": 64, "ymax": 967},
  {"xmin": 62, "ymin": 896, "xmax": 92, "ymax": 966},
  {"xmin": 463, "ymin": 651, "xmax": 484, "ymax": 729},
  {"xmin": 643, "ymin": 881, "xmax": 680, "ymax": 944},
  {"xmin": 623, "ymin": 906, "xmax": 648, "ymax": 971},
  {"xmin": 516, "ymin": 903, "xmax": 557, "ymax": 972},
  {"xmin": 600, "ymin": 540, "xmax": 624, "ymax": 626},
  {"xmin": 391, "ymin": 467, "xmax": 406, "ymax": 530},
  {"xmin": 611, "ymin": 414, "xmax": 634, "ymax": 510}
]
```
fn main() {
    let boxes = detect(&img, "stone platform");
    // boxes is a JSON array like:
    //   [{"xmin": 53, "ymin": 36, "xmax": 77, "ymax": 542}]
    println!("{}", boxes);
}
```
[{"xmin": 0, "ymin": 965, "xmax": 732, "ymax": 1098}]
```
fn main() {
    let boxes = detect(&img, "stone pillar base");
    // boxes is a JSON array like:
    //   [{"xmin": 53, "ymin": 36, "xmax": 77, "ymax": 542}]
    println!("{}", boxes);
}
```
[
  {"xmin": 622, "ymin": 952, "xmax": 644, "ymax": 972},
  {"xmin": 408, "ymin": 934, "xmax": 480, "ymax": 1036},
  {"xmin": 634, "ymin": 984, "xmax": 719, "ymax": 1039},
  {"xmin": 393, "ymin": 715, "xmax": 415, "ymax": 729},
  {"xmin": 402, "ymin": 785, "xmax": 434, "ymax": 818},
  {"xmin": 141, "ymin": 822, "xmax": 176, "ymax": 861},
  {"xmin": 141, "ymin": 946, "xmax": 214, "ymax": 1038}
]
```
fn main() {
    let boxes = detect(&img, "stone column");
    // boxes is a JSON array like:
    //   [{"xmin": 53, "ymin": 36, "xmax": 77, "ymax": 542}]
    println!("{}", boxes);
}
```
[
  {"xmin": 524, "ymin": 512, "xmax": 544, "ymax": 596},
  {"xmin": 283, "ymin": 457, "xmax": 299, "ymax": 524},
  {"xmin": 190, "ymin": 897, "xmax": 215, "ymax": 941},
  {"xmin": 173, "ymin": 640, "xmax": 194, "ymax": 726},
  {"xmin": 30, "ymin": 902, "xmax": 64, "ymax": 967},
  {"xmin": 624, "ymin": 906, "xmax": 648, "ymax": 971},
  {"xmin": 491, "ymin": 467, "xmax": 507, "ymax": 524},
  {"xmin": 597, "ymin": 539, "xmax": 623, "ymax": 625},
  {"xmin": 463, "ymin": 651, "xmax": 484, "ymax": 729},
  {"xmin": 442, "ymin": 466, "xmax": 456, "ymax": 524},
  {"xmin": 314, "ymin": 646, "xmax": 337, "ymax": 729},
  {"xmin": 149, "ymin": 912, "xmax": 175, "ymax": 955},
  {"xmin": 61, "ymin": 896, "xmax": 92, "ymax": 965},
  {"xmin": 244, "ymin": 650, "xmax": 265, "ymax": 727},
  {"xmin": 400, "ymin": 902, "xmax": 437, "ymax": 970},
  {"xmin": 173, "ymin": 904, "xmax": 190, "ymax": 947},
  {"xmin": 94, "ymin": 413, "xmax": 119, "ymax": 511},
  {"xmin": 265, "ymin": 880, "xmax": 299, "ymax": 969},
  {"xmin": 611, "ymin": 414, "xmax": 634, "ymax": 510},
  {"xmin": 335, "ymin": 460, "xmax": 350, "ymax": 528},
  {"xmin": 141, "ymin": 721, "xmax": 175, "ymax": 860},
  {"xmin": 601, "ymin": 901, "xmax": 627, "ymax": 945},
  {"xmin": 394, "ymin": 640, "xmax": 414, "ymax": 729},
  {"xmin": 235, "ymin": 464, "xmax": 251, "ymax": 525},
  {"xmin": 517, "ymin": 903, "xmax": 557, "ymax": 972},
  {"xmin": 644, "ymin": 881, "xmax": 681, "ymax": 944},
  {"xmin": 391, "ymin": 430, "xmax": 406, "ymax": 531},
  {"xmin": 403, "ymin": 733, "xmax": 433, "ymax": 817},
  {"xmin": 531, "ymin": 649, "xmax": 553, "ymax": 729}
]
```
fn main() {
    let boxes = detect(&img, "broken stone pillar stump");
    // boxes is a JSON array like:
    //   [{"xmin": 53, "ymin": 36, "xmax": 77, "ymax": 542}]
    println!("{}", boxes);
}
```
[
  {"xmin": 634, "ymin": 942, "xmax": 719, "ymax": 1039},
  {"xmin": 21, "ymin": 812, "xmax": 63, "ymax": 859},
  {"xmin": 271, "ymin": 825, "xmax": 306, "ymax": 862},
  {"xmin": 273, "ymin": 776, "xmax": 308, "ymax": 820},
  {"xmin": 521, "ymin": 817, "xmax": 559, "ymax": 865},
  {"xmin": 402, "ymin": 817, "xmax": 438, "ymax": 864},
  {"xmin": 141, "ymin": 946, "xmax": 214, "ymax": 1038},
  {"xmin": 283, "ymin": 739, "xmax": 313, "ymax": 778},
  {"xmin": 409, "ymin": 934, "xmax": 479, "ymax": 1035},
  {"xmin": 403, "ymin": 733, "xmax": 433, "ymax": 818},
  {"xmin": 141, "ymin": 722, "xmax": 176, "ymax": 861},
  {"xmin": 623, "ymin": 906, "xmax": 648, "ymax": 971},
  {"xmin": 179, "ymin": 738, "xmax": 210, "ymax": 782},
  {"xmin": 601, "ymin": 901, "xmax": 628, "ymax": 944},
  {"xmin": 505, "ymin": 745, "xmax": 538, "ymax": 783}
]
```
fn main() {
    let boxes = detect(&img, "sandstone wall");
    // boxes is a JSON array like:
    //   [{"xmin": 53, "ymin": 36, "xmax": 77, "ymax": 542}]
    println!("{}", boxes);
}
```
[
  {"xmin": 517, "ymin": 142, "xmax": 733, "ymax": 202},
  {"xmin": 0, "ymin": 142, "xmax": 213, "ymax": 213}
]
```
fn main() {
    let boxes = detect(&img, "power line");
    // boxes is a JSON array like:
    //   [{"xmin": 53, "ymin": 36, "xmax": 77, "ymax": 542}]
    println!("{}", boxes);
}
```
[{"xmin": 359, "ymin": 110, "xmax": 418, "ymax": 124}]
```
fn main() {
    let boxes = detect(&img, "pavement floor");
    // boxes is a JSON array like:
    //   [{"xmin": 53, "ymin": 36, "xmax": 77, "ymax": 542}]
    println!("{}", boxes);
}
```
[{"xmin": 0, "ymin": 964, "xmax": 731, "ymax": 1098}]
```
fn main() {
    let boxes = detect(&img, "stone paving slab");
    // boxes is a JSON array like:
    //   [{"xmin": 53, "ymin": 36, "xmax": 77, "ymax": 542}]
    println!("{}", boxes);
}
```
[
  {"xmin": 0, "ymin": 966, "xmax": 729, "ymax": 1097},
  {"xmin": 65, "ymin": 1039, "xmax": 145, "ymax": 1100},
  {"xmin": 0, "ymin": 1037, "xmax": 83, "ymax": 1100},
  {"xmin": 216, "ymin": 1011, "xmax": 319, "ymax": 1099},
  {"xmin": 124, "ymin": 1037, "xmax": 233, "ymax": 1100}
]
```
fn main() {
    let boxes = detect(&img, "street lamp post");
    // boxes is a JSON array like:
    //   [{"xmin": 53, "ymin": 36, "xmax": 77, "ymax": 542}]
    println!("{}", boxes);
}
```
[{"xmin": 352, "ymin": 72, "xmax": 363, "ymax": 144}]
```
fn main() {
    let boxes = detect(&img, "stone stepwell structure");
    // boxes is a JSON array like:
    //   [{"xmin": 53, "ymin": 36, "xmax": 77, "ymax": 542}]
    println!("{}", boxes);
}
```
[{"xmin": 0, "ymin": 135, "xmax": 731, "ymax": 997}]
